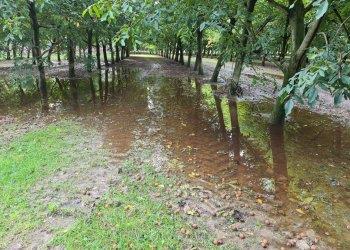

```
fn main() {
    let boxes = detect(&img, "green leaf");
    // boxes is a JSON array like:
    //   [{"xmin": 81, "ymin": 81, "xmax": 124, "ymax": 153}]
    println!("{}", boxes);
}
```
[
  {"xmin": 341, "ymin": 75, "xmax": 350, "ymax": 85},
  {"xmin": 284, "ymin": 99, "xmax": 294, "ymax": 116},
  {"xmin": 315, "ymin": 0, "xmax": 328, "ymax": 20},
  {"xmin": 199, "ymin": 22, "xmax": 206, "ymax": 31}
]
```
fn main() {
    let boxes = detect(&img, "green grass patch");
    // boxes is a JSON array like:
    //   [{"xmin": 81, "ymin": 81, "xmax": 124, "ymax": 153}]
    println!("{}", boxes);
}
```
[
  {"xmin": 52, "ymin": 159, "xmax": 220, "ymax": 249},
  {"xmin": 0, "ymin": 121, "xmax": 85, "ymax": 246}
]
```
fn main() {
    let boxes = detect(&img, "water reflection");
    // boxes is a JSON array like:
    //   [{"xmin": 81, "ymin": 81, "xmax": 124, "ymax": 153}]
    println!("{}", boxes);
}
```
[
  {"xmin": 269, "ymin": 124, "xmax": 288, "ymax": 204},
  {"xmin": 2, "ymin": 68, "xmax": 348, "ymax": 248}
]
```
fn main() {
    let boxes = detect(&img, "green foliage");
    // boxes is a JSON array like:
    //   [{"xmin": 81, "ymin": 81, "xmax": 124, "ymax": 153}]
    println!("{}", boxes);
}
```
[{"xmin": 280, "ymin": 44, "xmax": 350, "ymax": 112}]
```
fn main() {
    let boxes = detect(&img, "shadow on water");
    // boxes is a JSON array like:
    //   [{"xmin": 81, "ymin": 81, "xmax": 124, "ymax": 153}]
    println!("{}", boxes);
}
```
[{"xmin": 0, "ymin": 67, "xmax": 349, "ymax": 248}]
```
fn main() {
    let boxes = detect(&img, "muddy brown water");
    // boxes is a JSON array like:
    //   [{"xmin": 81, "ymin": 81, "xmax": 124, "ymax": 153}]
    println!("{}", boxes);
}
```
[{"xmin": 1, "ymin": 67, "xmax": 349, "ymax": 248}]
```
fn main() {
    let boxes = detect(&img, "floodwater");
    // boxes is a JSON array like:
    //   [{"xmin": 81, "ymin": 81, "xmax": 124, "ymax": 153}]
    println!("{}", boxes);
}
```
[{"xmin": 1, "ymin": 67, "xmax": 349, "ymax": 248}]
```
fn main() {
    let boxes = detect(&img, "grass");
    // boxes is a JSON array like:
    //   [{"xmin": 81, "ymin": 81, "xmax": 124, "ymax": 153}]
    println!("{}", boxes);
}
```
[
  {"xmin": 0, "ymin": 118, "xmax": 234, "ymax": 249},
  {"xmin": 0, "ymin": 120, "xmax": 86, "ymax": 247},
  {"xmin": 52, "ymin": 158, "xmax": 220, "ymax": 249}
]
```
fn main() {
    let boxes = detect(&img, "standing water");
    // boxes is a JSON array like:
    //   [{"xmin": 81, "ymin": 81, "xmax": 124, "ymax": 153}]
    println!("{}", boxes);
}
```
[{"xmin": 1, "ymin": 66, "xmax": 349, "ymax": 248}]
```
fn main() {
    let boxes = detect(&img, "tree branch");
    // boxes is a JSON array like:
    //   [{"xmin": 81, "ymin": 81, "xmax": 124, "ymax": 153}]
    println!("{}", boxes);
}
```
[
  {"xmin": 266, "ymin": 0, "xmax": 288, "ymax": 13},
  {"xmin": 333, "ymin": 7, "xmax": 350, "ymax": 41},
  {"xmin": 295, "ymin": 17, "xmax": 323, "ymax": 64}
]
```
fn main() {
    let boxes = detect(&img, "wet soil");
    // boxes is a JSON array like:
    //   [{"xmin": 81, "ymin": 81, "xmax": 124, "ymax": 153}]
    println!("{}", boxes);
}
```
[{"xmin": 0, "ymin": 55, "xmax": 349, "ymax": 249}]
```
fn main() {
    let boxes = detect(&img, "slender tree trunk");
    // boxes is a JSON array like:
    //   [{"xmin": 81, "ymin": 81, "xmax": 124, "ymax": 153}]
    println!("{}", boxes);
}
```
[
  {"xmin": 121, "ymin": 46, "xmax": 125, "ymax": 60},
  {"xmin": 20, "ymin": 45, "xmax": 24, "ymax": 59},
  {"xmin": 279, "ymin": 15, "xmax": 290, "ymax": 61},
  {"xmin": 67, "ymin": 38, "xmax": 79, "ymax": 110},
  {"xmin": 211, "ymin": 52, "xmax": 224, "ymax": 82},
  {"xmin": 230, "ymin": 0, "xmax": 257, "ymax": 96},
  {"xmin": 228, "ymin": 98, "xmax": 241, "ymax": 163},
  {"xmin": 126, "ymin": 45, "xmax": 130, "ymax": 58},
  {"xmin": 28, "ymin": 0, "xmax": 48, "ymax": 111},
  {"xmin": 95, "ymin": 35, "xmax": 101, "ymax": 70},
  {"xmin": 109, "ymin": 38, "xmax": 115, "ymax": 65},
  {"xmin": 187, "ymin": 49, "xmax": 192, "ymax": 68},
  {"xmin": 67, "ymin": 39, "xmax": 75, "ymax": 78},
  {"xmin": 57, "ymin": 42, "xmax": 61, "ymax": 65},
  {"xmin": 115, "ymin": 44, "xmax": 120, "ymax": 62},
  {"xmin": 12, "ymin": 41, "xmax": 17, "ymax": 59},
  {"xmin": 6, "ymin": 41, "xmax": 11, "ymax": 60},
  {"xmin": 171, "ymin": 45, "xmax": 176, "ymax": 60},
  {"xmin": 179, "ymin": 38, "xmax": 184, "ymax": 65},
  {"xmin": 196, "ymin": 20, "xmax": 204, "ymax": 75},
  {"xmin": 175, "ymin": 41, "xmax": 179, "ymax": 62},
  {"xmin": 87, "ymin": 29, "xmax": 93, "ymax": 72},
  {"xmin": 104, "ymin": 68, "xmax": 109, "ymax": 103},
  {"xmin": 102, "ymin": 44, "xmax": 109, "ymax": 67},
  {"xmin": 269, "ymin": 124, "xmax": 288, "ymax": 203}
]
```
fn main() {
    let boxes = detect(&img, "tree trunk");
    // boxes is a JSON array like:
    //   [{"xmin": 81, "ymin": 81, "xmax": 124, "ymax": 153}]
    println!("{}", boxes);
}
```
[
  {"xmin": 279, "ymin": 15, "xmax": 290, "ymax": 61},
  {"xmin": 179, "ymin": 38, "xmax": 184, "ymax": 65},
  {"xmin": 272, "ymin": 1, "xmax": 323, "ymax": 124},
  {"xmin": 289, "ymin": 0, "xmax": 305, "ymax": 53},
  {"xmin": 28, "ymin": 0, "xmax": 48, "ymax": 111},
  {"xmin": 57, "ymin": 42, "xmax": 61, "ymax": 65},
  {"xmin": 115, "ymin": 44, "xmax": 120, "ymax": 62},
  {"xmin": 20, "ymin": 46, "xmax": 24, "ymax": 59},
  {"xmin": 196, "ymin": 20, "xmax": 204, "ymax": 75},
  {"xmin": 228, "ymin": 97, "xmax": 241, "ymax": 163},
  {"xmin": 102, "ymin": 44, "xmax": 109, "ymax": 67},
  {"xmin": 211, "ymin": 52, "xmax": 224, "ymax": 82},
  {"xmin": 175, "ymin": 41, "xmax": 179, "ymax": 62},
  {"xmin": 87, "ymin": 29, "xmax": 93, "ymax": 72},
  {"xmin": 6, "ymin": 41, "xmax": 11, "ymax": 60},
  {"xmin": 269, "ymin": 124, "xmax": 288, "ymax": 203},
  {"xmin": 12, "ymin": 41, "xmax": 17, "ymax": 59},
  {"xmin": 67, "ymin": 38, "xmax": 79, "ymax": 110},
  {"xmin": 109, "ymin": 38, "xmax": 115, "ymax": 65},
  {"xmin": 95, "ymin": 35, "xmax": 101, "ymax": 69},
  {"xmin": 187, "ymin": 49, "xmax": 192, "ymax": 68},
  {"xmin": 121, "ymin": 46, "xmax": 125, "ymax": 60},
  {"xmin": 230, "ymin": 0, "xmax": 257, "ymax": 96}
]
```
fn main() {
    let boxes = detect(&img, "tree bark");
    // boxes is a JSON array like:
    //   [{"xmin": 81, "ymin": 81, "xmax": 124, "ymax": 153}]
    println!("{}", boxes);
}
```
[
  {"xmin": 109, "ymin": 38, "xmax": 115, "ymax": 65},
  {"xmin": 230, "ymin": 0, "xmax": 257, "ymax": 96},
  {"xmin": 179, "ymin": 38, "xmax": 184, "ymax": 65},
  {"xmin": 175, "ymin": 41, "xmax": 179, "ymax": 62},
  {"xmin": 102, "ymin": 43, "xmax": 109, "ymax": 67},
  {"xmin": 211, "ymin": 52, "xmax": 224, "ymax": 82},
  {"xmin": 6, "ymin": 41, "xmax": 11, "ymax": 60},
  {"xmin": 115, "ymin": 44, "xmax": 120, "ymax": 62},
  {"xmin": 187, "ymin": 49, "xmax": 192, "ymax": 68},
  {"xmin": 87, "ymin": 29, "xmax": 93, "ymax": 72},
  {"xmin": 95, "ymin": 35, "xmax": 101, "ymax": 69},
  {"xmin": 196, "ymin": 20, "xmax": 204, "ymax": 75},
  {"xmin": 28, "ymin": 0, "xmax": 48, "ymax": 111}
]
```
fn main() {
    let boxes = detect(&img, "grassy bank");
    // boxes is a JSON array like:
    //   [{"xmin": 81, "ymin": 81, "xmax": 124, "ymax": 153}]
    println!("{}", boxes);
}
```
[{"xmin": 0, "ymin": 121, "xmax": 92, "ymax": 247}]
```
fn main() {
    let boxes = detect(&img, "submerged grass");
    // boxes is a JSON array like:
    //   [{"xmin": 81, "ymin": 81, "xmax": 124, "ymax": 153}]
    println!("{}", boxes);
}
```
[
  {"xmin": 52, "ymin": 158, "xmax": 221, "ymax": 249},
  {"xmin": 0, "ymin": 120, "xmax": 85, "ymax": 247}
]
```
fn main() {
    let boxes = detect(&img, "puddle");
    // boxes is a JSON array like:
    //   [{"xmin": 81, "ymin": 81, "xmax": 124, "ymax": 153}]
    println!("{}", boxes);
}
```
[{"xmin": 0, "ymin": 67, "xmax": 349, "ymax": 248}]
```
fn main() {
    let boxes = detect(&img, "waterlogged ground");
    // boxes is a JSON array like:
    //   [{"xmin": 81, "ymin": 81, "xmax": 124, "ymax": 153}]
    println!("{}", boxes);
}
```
[{"xmin": 0, "ymin": 56, "xmax": 349, "ymax": 249}]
